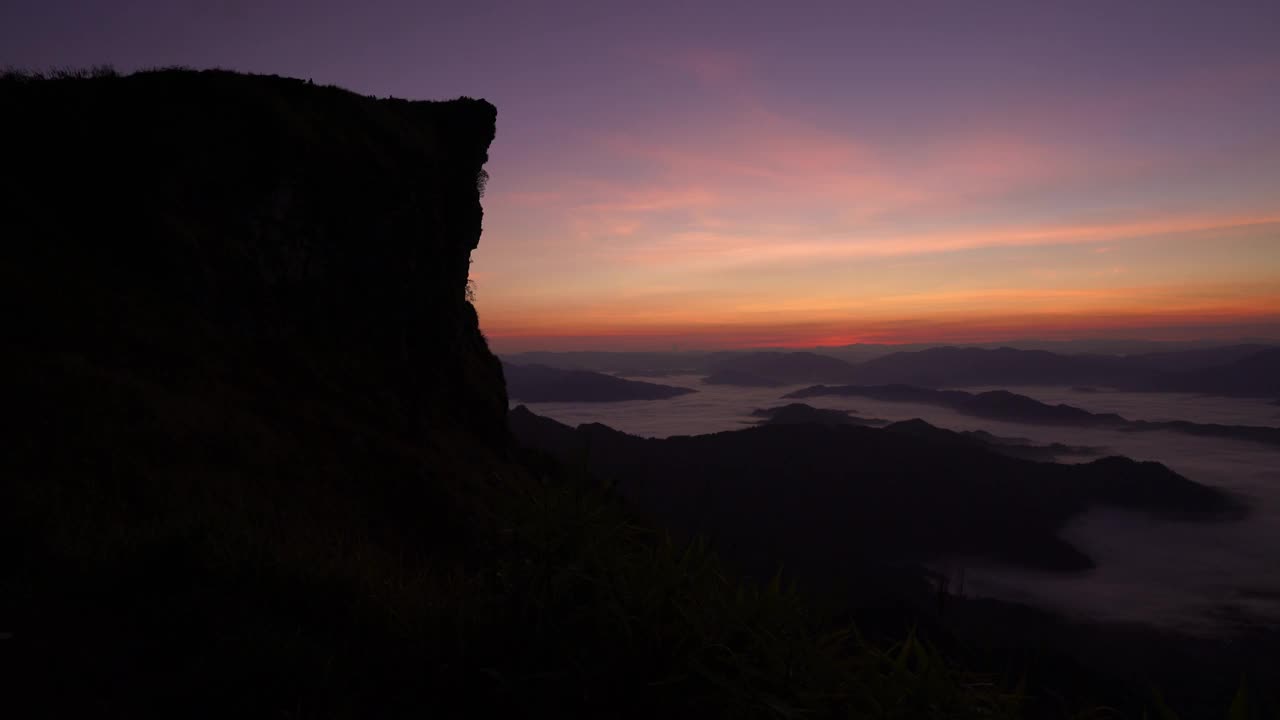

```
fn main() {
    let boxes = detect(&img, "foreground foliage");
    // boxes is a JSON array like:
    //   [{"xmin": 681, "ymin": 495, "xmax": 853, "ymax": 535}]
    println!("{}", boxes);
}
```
[{"xmin": 6, "ymin": 437, "xmax": 1026, "ymax": 718}]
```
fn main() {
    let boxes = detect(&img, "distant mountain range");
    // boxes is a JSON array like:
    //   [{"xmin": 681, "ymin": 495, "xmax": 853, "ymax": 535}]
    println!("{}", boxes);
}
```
[
  {"xmin": 808, "ymin": 337, "xmax": 1280, "ymax": 364},
  {"xmin": 500, "ymin": 350, "xmax": 714, "ymax": 377},
  {"xmin": 703, "ymin": 351, "xmax": 855, "ymax": 386},
  {"xmin": 1142, "ymin": 347, "xmax": 1280, "ymax": 396},
  {"xmin": 503, "ymin": 362, "xmax": 696, "ymax": 402},
  {"xmin": 786, "ymin": 384, "xmax": 1124, "ymax": 425},
  {"xmin": 1117, "ymin": 343, "xmax": 1278, "ymax": 372},
  {"xmin": 504, "ymin": 343, "xmax": 1279, "ymax": 398},
  {"xmin": 751, "ymin": 403, "xmax": 889, "ymax": 427},
  {"xmin": 838, "ymin": 346, "xmax": 1280, "ymax": 396},
  {"xmin": 698, "ymin": 345, "xmax": 1280, "ymax": 398},
  {"xmin": 510, "ymin": 406, "xmax": 1239, "ymax": 574},
  {"xmin": 753, "ymin": 403, "xmax": 1099, "ymax": 460},
  {"xmin": 841, "ymin": 347, "xmax": 1139, "ymax": 387},
  {"xmin": 786, "ymin": 384, "xmax": 1280, "ymax": 447}
]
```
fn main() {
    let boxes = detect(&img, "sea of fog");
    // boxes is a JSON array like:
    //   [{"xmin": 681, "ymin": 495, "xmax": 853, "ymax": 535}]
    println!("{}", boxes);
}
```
[{"xmin": 514, "ymin": 376, "xmax": 1280, "ymax": 636}]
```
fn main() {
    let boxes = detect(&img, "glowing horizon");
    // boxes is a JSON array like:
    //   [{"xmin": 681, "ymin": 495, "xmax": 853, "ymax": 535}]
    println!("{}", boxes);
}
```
[{"xmin": 464, "ymin": 7, "xmax": 1280, "ymax": 352}]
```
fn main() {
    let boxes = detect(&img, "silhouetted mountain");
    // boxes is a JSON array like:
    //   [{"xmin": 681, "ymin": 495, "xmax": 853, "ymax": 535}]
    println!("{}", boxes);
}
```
[
  {"xmin": 747, "ymin": 399, "xmax": 1100, "ymax": 456},
  {"xmin": 838, "ymin": 345, "xmax": 1280, "ymax": 397},
  {"xmin": 818, "ymin": 338, "xmax": 1278, "ymax": 359},
  {"xmin": 968, "ymin": 389, "xmax": 1125, "ymax": 425},
  {"xmin": 939, "ymin": 337, "xmax": 1276, "ymax": 356},
  {"xmin": 1125, "ymin": 419, "xmax": 1280, "ymax": 446},
  {"xmin": 1122, "ymin": 343, "xmax": 1278, "ymax": 372},
  {"xmin": 754, "ymin": 405, "xmax": 1098, "ymax": 459},
  {"xmin": 703, "ymin": 351, "xmax": 856, "ymax": 386},
  {"xmin": 882, "ymin": 419, "xmax": 1102, "ymax": 461},
  {"xmin": 958, "ymin": 429, "xmax": 1102, "ymax": 461},
  {"xmin": 788, "ymin": 384, "xmax": 1280, "ymax": 447},
  {"xmin": 502, "ymin": 343, "xmax": 1280, "ymax": 397},
  {"xmin": 501, "ymin": 350, "xmax": 714, "ymax": 376},
  {"xmin": 787, "ymin": 384, "xmax": 1123, "ymax": 425},
  {"xmin": 751, "ymin": 403, "xmax": 889, "ymax": 426},
  {"xmin": 792, "ymin": 342, "xmax": 940, "ymax": 364},
  {"xmin": 1146, "ymin": 347, "xmax": 1280, "ymax": 397},
  {"xmin": 845, "ymin": 346, "xmax": 1139, "ymax": 387},
  {"xmin": 1041, "ymin": 337, "xmax": 1280, "ymax": 354},
  {"xmin": 503, "ymin": 362, "xmax": 696, "ymax": 402},
  {"xmin": 510, "ymin": 406, "xmax": 1237, "ymax": 574}
]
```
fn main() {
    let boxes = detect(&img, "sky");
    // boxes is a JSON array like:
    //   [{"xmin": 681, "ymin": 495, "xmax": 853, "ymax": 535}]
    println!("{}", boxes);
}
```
[{"xmin": 5, "ymin": 1, "xmax": 1279, "ymax": 351}]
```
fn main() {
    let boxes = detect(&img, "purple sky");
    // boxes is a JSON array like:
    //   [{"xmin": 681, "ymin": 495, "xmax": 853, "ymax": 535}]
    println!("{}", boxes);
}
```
[{"xmin": 6, "ymin": 1, "xmax": 1280, "ymax": 350}]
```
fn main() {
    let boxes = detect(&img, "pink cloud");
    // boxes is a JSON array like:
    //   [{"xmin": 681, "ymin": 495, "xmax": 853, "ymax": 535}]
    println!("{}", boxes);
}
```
[{"xmin": 544, "ymin": 110, "xmax": 1170, "ymax": 258}]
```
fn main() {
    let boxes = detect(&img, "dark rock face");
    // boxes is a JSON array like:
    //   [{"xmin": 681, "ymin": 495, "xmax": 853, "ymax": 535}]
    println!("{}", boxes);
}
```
[
  {"xmin": 1, "ymin": 70, "xmax": 514, "ymax": 712},
  {"xmin": 3, "ymin": 69, "xmax": 505, "ymax": 447}
]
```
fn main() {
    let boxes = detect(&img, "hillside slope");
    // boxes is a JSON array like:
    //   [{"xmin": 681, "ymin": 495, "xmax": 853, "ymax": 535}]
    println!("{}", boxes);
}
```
[{"xmin": 509, "ymin": 407, "xmax": 1236, "ymax": 575}]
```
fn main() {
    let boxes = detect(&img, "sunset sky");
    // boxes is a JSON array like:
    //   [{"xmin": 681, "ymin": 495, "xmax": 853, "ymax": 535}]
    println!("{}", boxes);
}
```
[{"xmin": 6, "ymin": 1, "xmax": 1279, "ymax": 350}]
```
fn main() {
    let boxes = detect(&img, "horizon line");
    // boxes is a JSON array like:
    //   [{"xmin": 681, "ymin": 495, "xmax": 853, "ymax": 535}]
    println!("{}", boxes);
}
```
[{"xmin": 492, "ymin": 334, "xmax": 1280, "ymax": 355}]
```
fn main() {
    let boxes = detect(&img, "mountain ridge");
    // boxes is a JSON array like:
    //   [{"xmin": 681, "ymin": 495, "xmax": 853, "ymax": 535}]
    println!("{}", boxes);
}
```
[
  {"xmin": 787, "ymin": 384, "xmax": 1280, "ymax": 446},
  {"xmin": 503, "ymin": 361, "xmax": 697, "ymax": 402},
  {"xmin": 510, "ymin": 406, "xmax": 1240, "ymax": 575}
]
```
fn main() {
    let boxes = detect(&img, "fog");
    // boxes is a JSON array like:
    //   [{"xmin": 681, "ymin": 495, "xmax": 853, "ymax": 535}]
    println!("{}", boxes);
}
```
[{"xmin": 515, "ymin": 377, "xmax": 1280, "ymax": 636}]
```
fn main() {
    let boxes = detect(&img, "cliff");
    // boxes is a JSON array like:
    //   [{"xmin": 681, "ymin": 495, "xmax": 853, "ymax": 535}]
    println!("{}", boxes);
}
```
[
  {"xmin": 1, "ymin": 69, "xmax": 517, "ymax": 715},
  {"xmin": 3, "ymin": 68, "xmax": 505, "ymax": 445}
]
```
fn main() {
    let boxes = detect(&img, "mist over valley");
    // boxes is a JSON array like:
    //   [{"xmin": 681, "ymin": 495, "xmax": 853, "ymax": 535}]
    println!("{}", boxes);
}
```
[{"xmin": 506, "ymin": 346, "xmax": 1280, "ymax": 636}]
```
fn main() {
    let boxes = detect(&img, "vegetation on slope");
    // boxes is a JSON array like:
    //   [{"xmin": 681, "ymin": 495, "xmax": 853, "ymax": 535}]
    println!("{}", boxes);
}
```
[{"xmin": 6, "ymin": 433, "xmax": 1026, "ymax": 717}]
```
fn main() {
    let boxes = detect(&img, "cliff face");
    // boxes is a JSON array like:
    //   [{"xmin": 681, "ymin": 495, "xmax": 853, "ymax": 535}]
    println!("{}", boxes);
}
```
[
  {"xmin": 3, "ymin": 69, "xmax": 506, "ymax": 447},
  {"xmin": 1, "ymin": 70, "xmax": 515, "ymax": 712}
]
